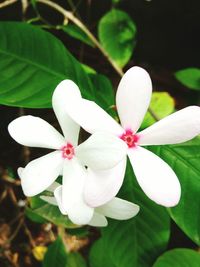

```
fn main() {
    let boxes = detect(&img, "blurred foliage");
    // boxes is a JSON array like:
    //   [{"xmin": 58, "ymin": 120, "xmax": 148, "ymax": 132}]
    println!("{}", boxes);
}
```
[{"xmin": 175, "ymin": 68, "xmax": 200, "ymax": 90}]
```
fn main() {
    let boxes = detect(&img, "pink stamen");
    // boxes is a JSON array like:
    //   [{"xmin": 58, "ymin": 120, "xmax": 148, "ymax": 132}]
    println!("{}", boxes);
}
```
[
  {"xmin": 120, "ymin": 129, "xmax": 139, "ymax": 148},
  {"xmin": 61, "ymin": 143, "xmax": 75, "ymax": 160}
]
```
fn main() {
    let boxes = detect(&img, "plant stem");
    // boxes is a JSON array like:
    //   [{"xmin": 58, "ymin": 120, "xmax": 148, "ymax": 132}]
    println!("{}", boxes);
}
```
[
  {"xmin": 0, "ymin": 0, "xmax": 17, "ymax": 8},
  {"xmin": 37, "ymin": 0, "xmax": 124, "ymax": 76},
  {"xmin": 36, "ymin": 0, "xmax": 159, "ymax": 120}
]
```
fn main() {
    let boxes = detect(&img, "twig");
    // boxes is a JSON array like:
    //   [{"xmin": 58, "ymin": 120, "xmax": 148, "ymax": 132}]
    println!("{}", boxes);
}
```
[
  {"xmin": 23, "ymin": 222, "xmax": 36, "ymax": 248},
  {"xmin": 36, "ymin": 0, "xmax": 159, "ymax": 121},
  {"xmin": 0, "ymin": 0, "xmax": 17, "ymax": 8},
  {"xmin": 36, "ymin": 0, "xmax": 123, "ymax": 76},
  {"xmin": 6, "ymin": 218, "xmax": 24, "ymax": 244}
]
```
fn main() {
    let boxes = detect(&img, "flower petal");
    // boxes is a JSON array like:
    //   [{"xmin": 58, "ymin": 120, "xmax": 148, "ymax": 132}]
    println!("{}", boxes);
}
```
[
  {"xmin": 62, "ymin": 158, "xmax": 94, "ymax": 225},
  {"xmin": 96, "ymin": 197, "xmax": 140, "ymax": 220},
  {"xmin": 20, "ymin": 151, "xmax": 63, "ymax": 197},
  {"xmin": 138, "ymin": 106, "xmax": 200, "ymax": 145},
  {"xmin": 88, "ymin": 212, "xmax": 108, "ymax": 227},
  {"xmin": 40, "ymin": 196, "xmax": 57, "ymax": 206},
  {"xmin": 8, "ymin": 116, "xmax": 65, "ymax": 149},
  {"xmin": 76, "ymin": 132, "xmax": 127, "ymax": 170},
  {"xmin": 116, "ymin": 66, "xmax": 152, "ymax": 132},
  {"xmin": 128, "ymin": 147, "xmax": 181, "ymax": 207},
  {"xmin": 65, "ymin": 98, "xmax": 123, "ymax": 135},
  {"xmin": 52, "ymin": 80, "xmax": 81, "ymax": 145},
  {"xmin": 17, "ymin": 167, "xmax": 24, "ymax": 178},
  {"xmin": 54, "ymin": 186, "xmax": 68, "ymax": 215},
  {"xmin": 84, "ymin": 158, "xmax": 127, "ymax": 207}
]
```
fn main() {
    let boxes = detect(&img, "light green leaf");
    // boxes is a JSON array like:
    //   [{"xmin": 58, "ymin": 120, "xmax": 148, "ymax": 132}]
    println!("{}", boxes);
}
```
[
  {"xmin": 149, "ymin": 137, "xmax": 200, "ymax": 245},
  {"xmin": 27, "ymin": 196, "xmax": 78, "ymax": 228},
  {"xmin": 98, "ymin": 9, "xmax": 137, "ymax": 68},
  {"xmin": 153, "ymin": 248, "xmax": 200, "ymax": 267},
  {"xmin": 90, "ymin": 161, "xmax": 170, "ymax": 267},
  {"xmin": 141, "ymin": 92, "xmax": 175, "ymax": 129},
  {"xmin": 0, "ymin": 21, "xmax": 94, "ymax": 108},
  {"xmin": 32, "ymin": 203, "xmax": 78, "ymax": 228},
  {"xmin": 61, "ymin": 24, "xmax": 94, "ymax": 47},
  {"xmin": 43, "ymin": 237, "xmax": 67, "ymax": 267},
  {"xmin": 175, "ymin": 68, "xmax": 200, "ymax": 90}
]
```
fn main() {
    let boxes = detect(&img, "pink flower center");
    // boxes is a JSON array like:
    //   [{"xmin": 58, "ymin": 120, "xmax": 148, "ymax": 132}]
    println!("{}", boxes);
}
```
[
  {"xmin": 120, "ymin": 129, "xmax": 139, "ymax": 148},
  {"xmin": 61, "ymin": 143, "xmax": 75, "ymax": 160}
]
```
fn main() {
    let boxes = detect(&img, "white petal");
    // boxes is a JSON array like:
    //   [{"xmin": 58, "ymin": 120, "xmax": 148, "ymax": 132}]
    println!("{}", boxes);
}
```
[
  {"xmin": 96, "ymin": 197, "xmax": 140, "ymax": 220},
  {"xmin": 8, "ymin": 116, "xmax": 65, "ymax": 149},
  {"xmin": 65, "ymin": 98, "xmax": 123, "ymax": 135},
  {"xmin": 40, "ymin": 196, "xmax": 58, "ymax": 206},
  {"xmin": 54, "ymin": 186, "xmax": 68, "ymax": 215},
  {"xmin": 138, "ymin": 106, "xmax": 200, "ymax": 145},
  {"xmin": 17, "ymin": 167, "xmax": 24, "ymax": 178},
  {"xmin": 116, "ymin": 66, "xmax": 152, "ymax": 132},
  {"xmin": 21, "ymin": 151, "xmax": 63, "ymax": 197},
  {"xmin": 128, "ymin": 147, "xmax": 181, "ymax": 207},
  {"xmin": 62, "ymin": 158, "xmax": 94, "ymax": 225},
  {"xmin": 46, "ymin": 182, "xmax": 60, "ymax": 192},
  {"xmin": 52, "ymin": 80, "xmax": 81, "ymax": 145},
  {"xmin": 76, "ymin": 132, "xmax": 127, "ymax": 170},
  {"xmin": 88, "ymin": 212, "xmax": 108, "ymax": 227},
  {"xmin": 84, "ymin": 158, "xmax": 127, "ymax": 207}
]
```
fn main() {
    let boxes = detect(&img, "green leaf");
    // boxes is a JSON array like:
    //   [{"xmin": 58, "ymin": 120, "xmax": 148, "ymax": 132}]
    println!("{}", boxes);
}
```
[
  {"xmin": 149, "ymin": 137, "xmax": 200, "ymax": 245},
  {"xmin": 90, "ymin": 161, "xmax": 170, "ymax": 267},
  {"xmin": 43, "ymin": 237, "xmax": 67, "ymax": 267},
  {"xmin": 141, "ymin": 92, "xmax": 175, "ymax": 129},
  {"xmin": 61, "ymin": 24, "xmax": 94, "ymax": 47},
  {"xmin": 0, "ymin": 21, "xmax": 94, "ymax": 108},
  {"xmin": 32, "ymin": 203, "xmax": 78, "ymax": 228},
  {"xmin": 25, "ymin": 207, "xmax": 47, "ymax": 224},
  {"xmin": 98, "ymin": 9, "xmax": 137, "ymax": 68},
  {"xmin": 175, "ymin": 68, "xmax": 200, "ymax": 90},
  {"xmin": 43, "ymin": 238, "xmax": 87, "ymax": 267},
  {"xmin": 153, "ymin": 248, "xmax": 200, "ymax": 267},
  {"xmin": 89, "ymin": 73, "xmax": 116, "ymax": 116},
  {"xmin": 26, "ymin": 196, "xmax": 78, "ymax": 228},
  {"xmin": 67, "ymin": 252, "xmax": 87, "ymax": 267}
]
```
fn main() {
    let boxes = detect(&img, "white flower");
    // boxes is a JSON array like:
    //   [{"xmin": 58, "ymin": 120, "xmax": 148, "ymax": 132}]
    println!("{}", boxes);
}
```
[
  {"xmin": 62, "ymin": 67, "xmax": 200, "ymax": 207},
  {"xmin": 8, "ymin": 80, "xmax": 128, "ymax": 225},
  {"xmin": 38, "ymin": 181, "xmax": 139, "ymax": 227}
]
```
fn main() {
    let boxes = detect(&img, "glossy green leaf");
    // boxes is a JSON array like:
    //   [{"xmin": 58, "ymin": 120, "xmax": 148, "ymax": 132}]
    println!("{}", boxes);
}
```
[
  {"xmin": 175, "ymin": 68, "xmax": 200, "ymax": 90},
  {"xmin": 90, "ymin": 161, "xmax": 170, "ymax": 267},
  {"xmin": 0, "ymin": 21, "xmax": 94, "ymax": 108},
  {"xmin": 98, "ymin": 9, "xmax": 137, "ymax": 68},
  {"xmin": 153, "ymin": 248, "xmax": 200, "ymax": 267},
  {"xmin": 149, "ymin": 137, "xmax": 200, "ymax": 245},
  {"xmin": 141, "ymin": 92, "xmax": 175, "ymax": 129},
  {"xmin": 43, "ymin": 237, "xmax": 67, "ymax": 267},
  {"xmin": 61, "ymin": 24, "xmax": 94, "ymax": 47}
]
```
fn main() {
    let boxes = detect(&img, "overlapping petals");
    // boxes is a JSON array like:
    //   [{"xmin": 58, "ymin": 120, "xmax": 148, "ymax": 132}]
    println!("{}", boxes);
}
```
[
  {"xmin": 62, "ymin": 66, "xmax": 200, "ymax": 207},
  {"xmin": 9, "ymin": 79, "xmax": 133, "ymax": 226},
  {"xmin": 41, "ymin": 182, "xmax": 139, "ymax": 227}
]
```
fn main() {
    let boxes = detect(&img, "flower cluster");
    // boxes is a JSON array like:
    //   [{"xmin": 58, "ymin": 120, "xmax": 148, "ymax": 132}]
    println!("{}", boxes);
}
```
[{"xmin": 8, "ymin": 67, "xmax": 200, "ymax": 227}]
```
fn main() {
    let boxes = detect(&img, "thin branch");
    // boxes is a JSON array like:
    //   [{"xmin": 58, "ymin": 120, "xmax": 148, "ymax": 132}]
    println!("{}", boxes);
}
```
[
  {"xmin": 0, "ymin": 0, "xmax": 17, "ymax": 8},
  {"xmin": 36, "ymin": 0, "xmax": 123, "ymax": 76},
  {"xmin": 36, "ymin": 0, "xmax": 159, "ymax": 121}
]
